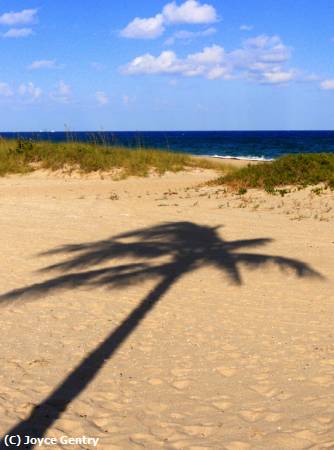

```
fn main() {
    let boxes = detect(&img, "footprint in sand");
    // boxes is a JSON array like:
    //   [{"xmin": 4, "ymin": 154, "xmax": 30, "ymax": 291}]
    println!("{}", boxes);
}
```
[
  {"xmin": 183, "ymin": 425, "xmax": 216, "ymax": 437},
  {"xmin": 311, "ymin": 375, "xmax": 333, "ymax": 385},
  {"xmin": 57, "ymin": 418, "xmax": 87, "ymax": 435},
  {"xmin": 294, "ymin": 430, "xmax": 320, "ymax": 442},
  {"xmin": 264, "ymin": 412, "xmax": 283, "ymax": 423},
  {"xmin": 148, "ymin": 378, "xmax": 164, "ymax": 386},
  {"xmin": 168, "ymin": 437, "xmax": 199, "ymax": 449},
  {"xmin": 239, "ymin": 409, "xmax": 264, "ymax": 423},
  {"xmin": 275, "ymin": 391, "xmax": 293, "ymax": 400},
  {"xmin": 138, "ymin": 345, "xmax": 153, "ymax": 353},
  {"xmin": 317, "ymin": 441, "xmax": 334, "ymax": 448},
  {"xmin": 93, "ymin": 417, "xmax": 119, "ymax": 431},
  {"xmin": 315, "ymin": 415, "xmax": 333, "ymax": 425},
  {"xmin": 216, "ymin": 366, "xmax": 236, "ymax": 377},
  {"xmin": 187, "ymin": 447, "xmax": 215, "ymax": 450},
  {"xmin": 146, "ymin": 402, "xmax": 169, "ymax": 413},
  {"xmin": 170, "ymin": 413, "xmax": 186, "ymax": 419},
  {"xmin": 129, "ymin": 433, "xmax": 158, "ymax": 447},
  {"xmin": 252, "ymin": 373, "xmax": 270, "ymax": 382},
  {"xmin": 224, "ymin": 441, "xmax": 251, "ymax": 450},
  {"xmin": 212, "ymin": 401, "xmax": 233, "ymax": 411},
  {"xmin": 150, "ymin": 424, "xmax": 176, "ymax": 439},
  {"xmin": 99, "ymin": 446, "xmax": 123, "ymax": 450},
  {"xmin": 171, "ymin": 368, "xmax": 191, "ymax": 377},
  {"xmin": 172, "ymin": 380, "xmax": 191, "ymax": 390},
  {"xmin": 262, "ymin": 432, "xmax": 313, "ymax": 449},
  {"xmin": 250, "ymin": 384, "xmax": 279, "ymax": 398}
]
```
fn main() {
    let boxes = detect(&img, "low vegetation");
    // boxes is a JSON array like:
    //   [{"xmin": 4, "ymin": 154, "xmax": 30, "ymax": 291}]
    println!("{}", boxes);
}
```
[
  {"xmin": 210, "ymin": 153, "xmax": 334, "ymax": 192},
  {"xmin": 2, "ymin": 140, "xmax": 332, "ymax": 190},
  {"xmin": 0, "ymin": 138, "xmax": 221, "ymax": 177}
]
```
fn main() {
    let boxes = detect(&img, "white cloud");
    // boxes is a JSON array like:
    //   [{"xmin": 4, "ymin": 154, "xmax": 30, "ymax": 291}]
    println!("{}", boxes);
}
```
[
  {"xmin": 121, "ymin": 0, "xmax": 217, "ymax": 39},
  {"xmin": 0, "ymin": 82, "xmax": 13, "ymax": 97},
  {"xmin": 242, "ymin": 35, "xmax": 291, "ymax": 63},
  {"xmin": 206, "ymin": 66, "xmax": 230, "ymax": 80},
  {"xmin": 260, "ymin": 69, "xmax": 296, "ymax": 85},
  {"xmin": 28, "ymin": 60, "xmax": 58, "ymax": 70},
  {"xmin": 165, "ymin": 26, "xmax": 216, "ymax": 45},
  {"xmin": 188, "ymin": 44, "xmax": 224, "ymax": 64},
  {"xmin": 50, "ymin": 81, "xmax": 71, "ymax": 103},
  {"xmin": 227, "ymin": 35, "xmax": 293, "ymax": 84},
  {"xmin": 238, "ymin": 36, "xmax": 293, "ymax": 84},
  {"xmin": 3, "ymin": 28, "xmax": 33, "ymax": 38},
  {"xmin": 0, "ymin": 9, "xmax": 37, "ymax": 26},
  {"xmin": 240, "ymin": 24, "xmax": 253, "ymax": 31},
  {"xmin": 122, "ymin": 34, "xmax": 298, "ymax": 85},
  {"xmin": 123, "ymin": 50, "xmax": 182, "ymax": 75},
  {"xmin": 96, "ymin": 91, "xmax": 109, "ymax": 105},
  {"xmin": 122, "ymin": 45, "xmax": 230, "ymax": 79},
  {"xmin": 162, "ymin": 0, "xmax": 217, "ymax": 24},
  {"xmin": 18, "ymin": 82, "xmax": 42, "ymax": 100},
  {"xmin": 320, "ymin": 79, "xmax": 334, "ymax": 90},
  {"xmin": 121, "ymin": 14, "xmax": 165, "ymax": 39}
]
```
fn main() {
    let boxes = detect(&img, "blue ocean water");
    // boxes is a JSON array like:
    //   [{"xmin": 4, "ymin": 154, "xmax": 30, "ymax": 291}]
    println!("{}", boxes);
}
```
[{"xmin": 1, "ymin": 131, "xmax": 334, "ymax": 160}]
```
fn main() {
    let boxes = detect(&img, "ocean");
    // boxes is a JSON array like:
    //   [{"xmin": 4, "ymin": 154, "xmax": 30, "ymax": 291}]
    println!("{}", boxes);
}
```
[{"xmin": 1, "ymin": 131, "xmax": 334, "ymax": 161}]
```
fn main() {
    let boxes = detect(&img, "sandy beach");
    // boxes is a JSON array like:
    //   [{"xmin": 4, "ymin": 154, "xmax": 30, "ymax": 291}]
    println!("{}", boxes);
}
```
[{"xmin": 0, "ymin": 168, "xmax": 334, "ymax": 449}]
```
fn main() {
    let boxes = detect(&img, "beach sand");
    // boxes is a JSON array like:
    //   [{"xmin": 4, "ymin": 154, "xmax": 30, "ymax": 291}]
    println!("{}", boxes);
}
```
[
  {"xmin": 0, "ymin": 168, "xmax": 333, "ymax": 449},
  {"xmin": 196, "ymin": 156, "xmax": 268, "ymax": 168}
]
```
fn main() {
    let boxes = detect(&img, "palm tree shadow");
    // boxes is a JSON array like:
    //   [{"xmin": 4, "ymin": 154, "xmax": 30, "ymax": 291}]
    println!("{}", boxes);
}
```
[{"xmin": 0, "ymin": 222, "xmax": 322, "ymax": 448}]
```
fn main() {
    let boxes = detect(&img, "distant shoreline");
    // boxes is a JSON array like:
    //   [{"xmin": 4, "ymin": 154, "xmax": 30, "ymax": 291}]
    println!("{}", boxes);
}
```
[{"xmin": 208, "ymin": 154, "xmax": 274, "ymax": 162}]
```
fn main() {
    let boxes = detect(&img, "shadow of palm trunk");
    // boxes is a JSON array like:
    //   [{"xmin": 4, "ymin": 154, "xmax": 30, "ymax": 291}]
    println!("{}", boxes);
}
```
[{"xmin": 1, "ymin": 267, "xmax": 182, "ymax": 448}]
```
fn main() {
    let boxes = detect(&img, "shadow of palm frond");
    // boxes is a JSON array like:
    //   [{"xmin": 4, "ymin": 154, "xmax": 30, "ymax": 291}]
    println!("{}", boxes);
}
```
[
  {"xmin": 0, "ymin": 222, "xmax": 321, "ymax": 305},
  {"xmin": 0, "ymin": 222, "xmax": 322, "ymax": 448}
]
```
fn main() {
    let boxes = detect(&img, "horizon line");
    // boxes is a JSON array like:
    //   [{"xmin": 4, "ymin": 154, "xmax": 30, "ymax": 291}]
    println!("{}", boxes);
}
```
[{"xmin": 1, "ymin": 129, "xmax": 334, "ymax": 133}]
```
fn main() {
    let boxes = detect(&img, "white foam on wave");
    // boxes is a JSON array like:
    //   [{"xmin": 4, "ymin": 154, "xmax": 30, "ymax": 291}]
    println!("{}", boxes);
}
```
[{"xmin": 209, "ymin": 154, "xmax": 274, "ymax": 162}]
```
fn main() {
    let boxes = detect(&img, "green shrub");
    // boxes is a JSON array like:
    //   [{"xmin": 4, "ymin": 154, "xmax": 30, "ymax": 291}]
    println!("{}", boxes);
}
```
[
  {"xmin": 327, "ymin": 178, "xmax": 334, "ymax": 190},
  {"xmin": 0, "ymin": 139, "xmax": 222, "ymax": 178},
  {"xmin": 211, "ymin": 153, "xmax": 334, "ymax": 191},
  {"xmin": 238, "ymin": 187, "xmax": 247, "ymax": 195},
  {"xmin": 311, "ymin": 187, "xmax": 323, "ymax": 195}
]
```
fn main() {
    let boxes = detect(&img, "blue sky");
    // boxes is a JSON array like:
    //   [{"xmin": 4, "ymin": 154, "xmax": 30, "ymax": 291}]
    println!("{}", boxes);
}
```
[{"xmin": 1, "ymin": 0, "xmax": 334, "ymax": 131}]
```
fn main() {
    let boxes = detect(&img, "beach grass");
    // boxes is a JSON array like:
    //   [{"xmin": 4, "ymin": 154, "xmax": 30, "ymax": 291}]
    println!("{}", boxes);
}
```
[
  {"xmin": 210, "ymin": 153, "xmax": 334, "ymax": 192},
  {"xmin": 0, "ymin": 138, "xmax": 222, "ymax": 177}
]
